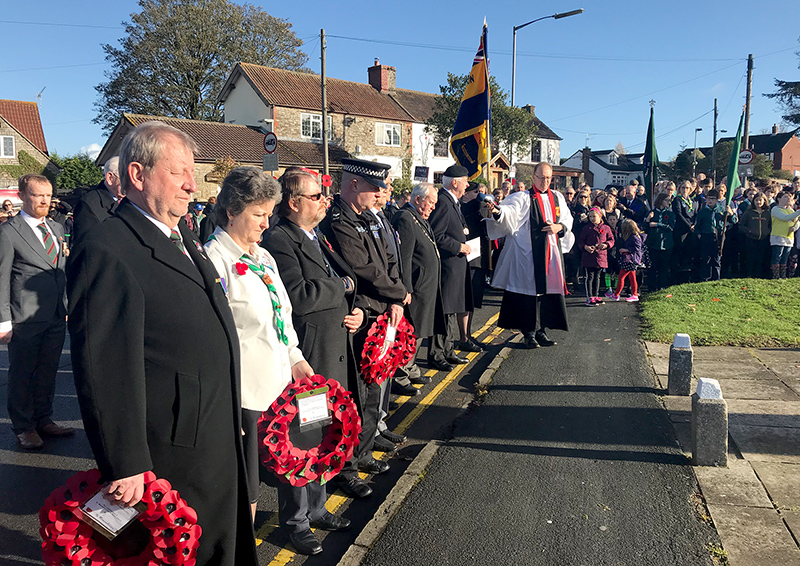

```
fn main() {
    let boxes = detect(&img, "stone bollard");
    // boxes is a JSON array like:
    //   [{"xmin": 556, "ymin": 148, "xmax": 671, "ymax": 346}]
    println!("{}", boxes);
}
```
[
  {"xmin": 691, "ymin": 378, "xmax": 728, "ymax": 467},
  {"xmin": 668, "ymin": 333, "xmax": 693, "ymax": 396}
]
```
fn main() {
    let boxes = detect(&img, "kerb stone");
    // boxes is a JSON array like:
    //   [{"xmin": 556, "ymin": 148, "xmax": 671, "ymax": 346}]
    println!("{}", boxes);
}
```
[
  {"xmin": 668, "ymin": 334, "xmax": 693, "ymax": 396},
  {"xmin": 692, "ymin": 393, "xmax": 728, "ymax": 467}
]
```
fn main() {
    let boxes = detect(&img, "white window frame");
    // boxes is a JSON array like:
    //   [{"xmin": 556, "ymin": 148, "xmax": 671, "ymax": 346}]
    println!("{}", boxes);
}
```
[
  {"xmin": 0, "ymin": 136, "xmax": 14, "ymax": 158},
  {"xmin": 301, "ymin": 113, "xmax": 332, "ymax": 141},
  {"xmin": 376, "ymin": 123, "xmax": 402, "ymax": 147}
]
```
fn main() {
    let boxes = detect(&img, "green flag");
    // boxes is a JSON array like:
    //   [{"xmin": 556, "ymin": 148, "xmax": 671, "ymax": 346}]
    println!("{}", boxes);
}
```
[
  {"xmin": 643, "ymin": 107, "xmax": 659, "ymax": 205},
  {"xmin": 725, "ymin": 112, "xmax": 744, "ymax": 205}
]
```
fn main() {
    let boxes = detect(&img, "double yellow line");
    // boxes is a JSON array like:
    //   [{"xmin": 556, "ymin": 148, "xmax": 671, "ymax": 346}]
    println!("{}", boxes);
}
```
[{"xmin": 259, "ymin": 313, "xmax": 501, "ymax": 565}]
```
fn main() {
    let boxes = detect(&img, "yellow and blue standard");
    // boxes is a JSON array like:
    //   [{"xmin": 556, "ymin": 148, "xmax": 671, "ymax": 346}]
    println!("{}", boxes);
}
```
[{"xmin": 450, "ymin": 22, "xmax": 491, "ymax": 181}]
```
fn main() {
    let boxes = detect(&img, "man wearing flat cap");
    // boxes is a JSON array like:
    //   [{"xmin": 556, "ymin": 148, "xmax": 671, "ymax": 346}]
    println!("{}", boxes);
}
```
[
  {"xmin": 318, "ymin": 157, "xmax": 411, "ymax": 498},
  {"xmin": 427, "ymin": 164, "xmax": 473, "ymax": 371}
]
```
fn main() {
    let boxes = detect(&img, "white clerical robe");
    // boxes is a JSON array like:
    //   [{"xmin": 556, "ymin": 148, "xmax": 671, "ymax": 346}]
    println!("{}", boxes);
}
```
[{"xmin": 485, "ymin": 190, "xmax": 573, "ymax": 297}]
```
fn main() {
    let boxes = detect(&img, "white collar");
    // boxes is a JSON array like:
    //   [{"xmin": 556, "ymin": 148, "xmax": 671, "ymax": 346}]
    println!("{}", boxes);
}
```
[
  {"xmin": 130, "ymin": 202, "xmax": 175, "ymax": 238},
  {"xmin": 210, "ymin": 226, "xmax": 266, "ymax": 262},
  {"xmin": 19, "ymin": 208, "xmax": 48, "ymax": 230}
]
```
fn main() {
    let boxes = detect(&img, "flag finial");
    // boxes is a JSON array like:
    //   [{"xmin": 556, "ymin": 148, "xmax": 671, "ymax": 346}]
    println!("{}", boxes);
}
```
[{"xmin": 649, "ymin": 99, "xmax": 656, "ymax": 108}]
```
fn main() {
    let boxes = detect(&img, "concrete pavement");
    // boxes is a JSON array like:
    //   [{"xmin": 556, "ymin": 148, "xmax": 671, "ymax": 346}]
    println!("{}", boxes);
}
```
[{"xmin": 647, "ymin": 341, "xmax": 800, "ymax": 566}]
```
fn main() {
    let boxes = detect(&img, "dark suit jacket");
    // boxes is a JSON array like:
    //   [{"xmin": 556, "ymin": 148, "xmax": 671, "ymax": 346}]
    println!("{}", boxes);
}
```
[
  {"xmin": 428, "ymin": 188, "xmax": 473, "ymax": 314},
  {"xmin": 391, "ymin": 204, "xmax": 445, "ymax": 338},
  {"xmin": 0, "ymin": 213, "xmax": 67, "ymax": 332},
  {"xmin": 263, "ymin": 217, "xmax": 362, "ymax": 388},
  {"xmin": 67, "ymin": 199, "xmax": 257, "ymax": 566},
  {"xmin": 71, "ymin": 182, "xmax": 118, "ymax": 246}
]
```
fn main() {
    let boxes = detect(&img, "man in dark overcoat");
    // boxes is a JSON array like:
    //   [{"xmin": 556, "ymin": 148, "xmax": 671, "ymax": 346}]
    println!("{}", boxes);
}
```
[
  {"xmin": 67, "ymin": 122, "xmax": 257, "ymax": 566},
  {"xmin": 71, "ymin": 156, "xmax": 124, "ymax": 246},
  {"xmin": 392, "ymin": 182, "xmax": 448, "ymax": 372},
  {"xmin": 0, "ymin": 174, "xmax": 72, "ymax": 450},
  {"xmin": 428, "ymin": 164, "xmax": 473, "ymax": 367},
  {"xmin": 318, "ymin": 157, "xmax": 411, "ymax": 493}
]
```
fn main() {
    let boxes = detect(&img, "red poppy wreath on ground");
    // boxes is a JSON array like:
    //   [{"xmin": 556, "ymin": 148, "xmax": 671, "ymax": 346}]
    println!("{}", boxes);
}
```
[
  {"xmin": 258, "ymin": 374, "xmax": 360, "ymax": 487},
  {"xmin": 360, "ymin": 313, "xmax": 417, "ymax": 385},
  {"xmin": 39, "ymin": 469, "xmax": 201, "ymax": 566}
]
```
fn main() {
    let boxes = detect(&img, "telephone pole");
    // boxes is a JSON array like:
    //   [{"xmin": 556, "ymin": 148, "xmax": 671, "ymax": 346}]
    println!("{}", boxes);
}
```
[
  {"xmin": 320, "ymin": 29, "xmax": 329, "ymax": 178},
  {"xmin": 712, "ymin": 98, "xmax": 718, "ymax": 185},
  {"xmin": 743, "ymin": 54, "xmax": 753, "ymax": 152}
]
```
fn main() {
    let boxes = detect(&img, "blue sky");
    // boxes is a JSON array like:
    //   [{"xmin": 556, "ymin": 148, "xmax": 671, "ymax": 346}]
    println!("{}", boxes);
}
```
[{"xmin": 2, "ymin": 0, "xmax": 798, "ymax": 162}]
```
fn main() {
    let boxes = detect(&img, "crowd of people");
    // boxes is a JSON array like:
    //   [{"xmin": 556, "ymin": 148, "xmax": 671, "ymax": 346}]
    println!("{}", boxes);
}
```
[
  {"xmin": 557, "ymin": 174, "xmax": 800, "ymax": 303},
  {"xmin": 3, "ymin": 117, "xmax": 796, "ymax": 565}
]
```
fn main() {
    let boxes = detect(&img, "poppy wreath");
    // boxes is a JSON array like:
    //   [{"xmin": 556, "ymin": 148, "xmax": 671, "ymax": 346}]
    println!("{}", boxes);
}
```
[
  {"xmin": 39, "ymin": 469, "xmax": 201, "ymax": 566},
  {"xmin": 359, "ymin": 313, "xmax": 418, "ymax": 385},
  {"xmin": 258, "ymin": 374, "xmax": 360, "ymax": 487}
]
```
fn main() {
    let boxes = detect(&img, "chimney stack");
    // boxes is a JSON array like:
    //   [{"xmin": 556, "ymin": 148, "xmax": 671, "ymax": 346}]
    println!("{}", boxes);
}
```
[
  {"xmin": 368, "ymin": 59, "xmax": 396, "ymax": 94},
  {"xmin": 522, "ymin": 104, "xmax": 536, "ymax": 115},
  {"xmin": 772, "ymin": 124, "xmax": 779, "ymax": 135},
  {"xmin": 582, "ymin": 147, "xmax": 594, "ymax": 186}
]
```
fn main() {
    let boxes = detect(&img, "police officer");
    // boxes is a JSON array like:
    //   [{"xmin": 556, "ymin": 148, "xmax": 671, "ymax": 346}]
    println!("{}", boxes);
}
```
[{"xmin": 318, "ymin": 158, "xmax": 411, "ymax": 498}]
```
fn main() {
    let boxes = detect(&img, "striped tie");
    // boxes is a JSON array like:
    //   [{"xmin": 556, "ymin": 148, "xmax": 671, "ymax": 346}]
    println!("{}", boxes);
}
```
[
  {"xmin": 37, "ymin": 223, "xmax": 57, "ymax": 266},
  {"xmin": 170, "ymin": 229, "xmax": 187, "ymax": 256}
]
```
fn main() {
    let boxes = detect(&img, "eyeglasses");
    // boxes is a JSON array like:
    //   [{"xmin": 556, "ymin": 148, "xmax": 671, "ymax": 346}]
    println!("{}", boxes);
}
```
[{"xmin": 298, "ymin": 192, "xmax": 325, "ymax": 201}]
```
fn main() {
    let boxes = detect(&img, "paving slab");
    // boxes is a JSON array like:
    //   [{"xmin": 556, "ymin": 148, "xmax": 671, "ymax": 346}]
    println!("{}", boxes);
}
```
[
  {"xmin": 752, "ymin": 349, "xmax": 800, "ymax": 365},
  {"xmin": 651, "ymin": 356, "xmax": 669, "ymax": 376},
  {"xmin": 730, "ymin": 425, "xmax": 800, "ymax": 464},
  {"xmin": 762, "ymin": 363, "xmax": 800, "ymax": 381},
  {"xmin": 693, "ymin": 346, "xmax": 759, "ymax": 362},
  {"xmin": 693, "ymin": 359, "xmax": 776, "ymax": 381},
  {"xmin": 727, "ymin": 400, "xmax": 800, "ymax": 428},
  {"xmin": 706, "ymin": 504, "xmax": 800, "ymax": 566},
  {"xmin": 716, "ymin": 378, "xmax": 800, "ymax": 401},
  {"xmin": 644, "ymin": 340, "xmax": 670, "ymax": 358},
  {"xmin": 751, "ymin": 461, "xmax": 800, "ymax": 510},
  {"xmin": 694, "ymin": 459, "xmax": 773, "ymax": 508},
  {"xmin": 783, "ymin": 511, "xmax": 800, "ymax": 543}
]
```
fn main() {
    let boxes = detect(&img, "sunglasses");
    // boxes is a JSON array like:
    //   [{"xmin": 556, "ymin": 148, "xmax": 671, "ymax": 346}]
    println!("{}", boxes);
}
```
[{"xmin": 298, "ymin": 192, "xmax": 325, "ymax": 201}]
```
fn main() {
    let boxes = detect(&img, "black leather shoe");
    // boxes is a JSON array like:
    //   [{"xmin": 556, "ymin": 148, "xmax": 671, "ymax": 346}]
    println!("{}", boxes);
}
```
[
  {"xmin": 358, "ymin": 457, "xmax": 390, "ymax": 474},
  {"xmin": 37, "ymin": 422, "xmax": 75, "ymax": 437},
  {"xmin": 457, "ymin": 340, "xmax": 482, "ymax": 352},
  {"xmin": 445, "ymin": 354, "xmax": 469, "ymax": 365},
  {"xmin": 381, "ymin": 429, "xmax": 407, "ymax": 444},
  {"xmin": 523, "ymin": 333, "xmax": 540, "ymax": 349},
  {"xmin": 372, "ymin": 435, "xmax": 397, "ymax": 452},
  {"xmin": 535, "ymin": 330, "xmax": 557, "ymax": 347},
  {"xmin": 388, "ymin": 400, "xmax": 400, "ymax": 411},
  {"xmin": 288, "ymin": 529, "xmax": 322, "ymax": 555},
  {"xmin": 336, "ymin": 476, "xmax": 372, "ymax": 498},
  {"xmin": 409, "ymin": 374, "xmax": 431, "ymax": 385},
  {"xmin": 310, "ymin": 513, "xmax": 351, "ymax": 531},
  {"xmin": 428, "ymin": 358, "xmax": 454, "ymax": 372},
  {"xmin": 391, "ymin": 381, "xmax": 420, "ymax": 396}
]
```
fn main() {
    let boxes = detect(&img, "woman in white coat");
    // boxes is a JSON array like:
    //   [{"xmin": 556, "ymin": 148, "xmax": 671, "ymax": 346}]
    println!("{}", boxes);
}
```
[{"xmin": 205, "ymin": 167, "xmax": 347, "ymax": 556}]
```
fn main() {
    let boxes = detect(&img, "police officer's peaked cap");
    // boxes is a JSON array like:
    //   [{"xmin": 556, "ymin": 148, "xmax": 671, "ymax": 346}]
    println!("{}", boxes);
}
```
[{"xmin": 341, "ymin": 157, "xmax": 390, "ymax": 189}]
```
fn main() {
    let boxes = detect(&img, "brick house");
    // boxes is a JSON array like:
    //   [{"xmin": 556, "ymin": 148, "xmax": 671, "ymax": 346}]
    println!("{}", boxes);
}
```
[
  {"xmin": 694, "ymin": 126, "xmax": 800, "ymax": 177},
  {"xmin": 95, "ymin": 113, "xmax": 350, "ymax": 200},
  {"xmin": 217, "ymin": 60, "xmax": 456, "ymax": 183},
  {"xmin": 0, "ymin": 99, "xmax": 58, "ymax": 188}
]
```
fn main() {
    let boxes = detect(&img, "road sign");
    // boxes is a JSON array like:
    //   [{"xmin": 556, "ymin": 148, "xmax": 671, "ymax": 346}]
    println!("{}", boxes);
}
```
[
  {"xmin": 263, "ymin": 153, "xmax": 278, "ymax": 172},
  {"xmin": 743, "ymin": 165, "xmax": 754, "ymax": 177},
  {"xmin": 738, "ymin": 149, "xmax": 754, "ymax": 165},
  {"xmin": 264, "ymin": 132, "xmax": 278, "ymax": 154}
]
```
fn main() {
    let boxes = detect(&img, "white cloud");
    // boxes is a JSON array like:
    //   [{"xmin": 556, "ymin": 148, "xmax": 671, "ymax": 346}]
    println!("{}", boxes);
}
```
[{"xmin": 80, "ymin": 143, "xmax": 102, "ymax": 160}]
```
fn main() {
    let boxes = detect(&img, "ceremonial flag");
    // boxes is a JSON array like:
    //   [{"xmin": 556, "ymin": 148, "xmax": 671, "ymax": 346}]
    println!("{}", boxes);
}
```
[
  {"xmin": 450, "ymin": 22, "xmax": 491, "ymax": 181},
  {"xmin": 725, "ymin": 111, "xmax": 745, "ymax": 205},
  {"xmin": 643, "ymin": 106, "xmax": 659, "ymax": 205}
]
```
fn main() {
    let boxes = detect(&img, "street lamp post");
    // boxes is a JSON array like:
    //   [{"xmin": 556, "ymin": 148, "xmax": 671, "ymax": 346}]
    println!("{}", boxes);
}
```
[
  {"xmin": 692, "ymin": 127, "xmax": 702, "ymax": 178},
  {"xmin": 511, "ymin": 9, "xmax": 583, "ymax": 108}
]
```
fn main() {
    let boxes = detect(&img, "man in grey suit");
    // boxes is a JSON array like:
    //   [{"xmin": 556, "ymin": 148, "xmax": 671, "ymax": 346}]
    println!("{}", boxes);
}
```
[{"xmin": 0, "ymin": 174, "xmax": 72, "ymax": 449}]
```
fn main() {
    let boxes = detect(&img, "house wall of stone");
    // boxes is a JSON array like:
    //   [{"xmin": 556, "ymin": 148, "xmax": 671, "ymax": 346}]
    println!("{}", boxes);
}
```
[{"xmin": 0, "ymin": 118, "xmax": 53, "ymax": 187}]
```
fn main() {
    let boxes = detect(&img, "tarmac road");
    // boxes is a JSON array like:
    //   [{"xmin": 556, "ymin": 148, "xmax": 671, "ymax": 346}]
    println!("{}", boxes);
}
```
[{"xmin": 362, "ymin": 297, "xmax": 721, "ymax": 566}]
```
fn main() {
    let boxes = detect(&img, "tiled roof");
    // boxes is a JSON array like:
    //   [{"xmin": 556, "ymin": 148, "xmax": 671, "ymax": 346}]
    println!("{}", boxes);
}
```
[
  {"xmin": 529, "ymin": 115, "xmax": 561, "ymax": 141},
  {"xmin": 389, "ymin": 89, "xmax": 438, "ymax": 122},
  {"xmin": 590, "ymin": 153, "xmax": 643, "ymax": 172},
  {"xmin": 709, "ymin": 129, "xmax": 799, "ymax": 155},
  {"xmin": 124, "ymin": 114, "xmax": 348, "ymax": 167},
  {"xmin": 237, "ymin": 63, "xmax": 414, "ymax": 122},
  {"xmin": 0, "ymin": 99, "xmax": 48, "ymax": 154}
]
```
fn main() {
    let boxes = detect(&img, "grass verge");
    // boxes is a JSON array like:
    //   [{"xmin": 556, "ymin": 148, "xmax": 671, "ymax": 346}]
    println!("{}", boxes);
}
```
[{"xmin": 639, "ymin": 278, "xmax": 800, "ymax": 348}]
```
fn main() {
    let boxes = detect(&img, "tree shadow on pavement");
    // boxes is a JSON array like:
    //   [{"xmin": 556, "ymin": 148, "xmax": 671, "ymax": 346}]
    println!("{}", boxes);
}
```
[{"xmin": 0, "ymin": 524, "xmax": 43, "ymax": 564}]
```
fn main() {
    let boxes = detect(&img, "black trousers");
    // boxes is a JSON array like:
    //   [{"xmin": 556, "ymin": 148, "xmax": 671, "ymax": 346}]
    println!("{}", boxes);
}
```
[
  {"xmin": 744, "ymin": 237, "xmax": 770, "ymax": 278},
  {"xmin": 276, "ymin": 478, "xmax": 327, "ymax": 534},
  {"xmin": 648, "ymin": 248, "xmax": 672, "ymax": 291},
  {"xmin": 584, "ymin": 267, "xmax": 602, "ymax": 297},
  {"xmin": 700, "ymin": 234, "xmax": 721, "ymax": 281},
  {"xmin": 498, "ymin": 291, "xmax": 568, "ymax": 333},
  {"xmin": 7, "ymin": 320, "xmax": 66, "ymax": 433},
  {"xmin": 429, "ymin": 313, "xmax": 457, "ymax": 362}
]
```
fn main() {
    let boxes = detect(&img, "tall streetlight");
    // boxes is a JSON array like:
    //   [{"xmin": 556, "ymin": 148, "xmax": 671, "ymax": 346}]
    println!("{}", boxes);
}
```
[
  {"xmin": 692, "ymin": 127, "xmax": 703, "ymax": 178},
  {"xmin": 511, "ymin": 9, "xmax": 583, "ymax": 108}
]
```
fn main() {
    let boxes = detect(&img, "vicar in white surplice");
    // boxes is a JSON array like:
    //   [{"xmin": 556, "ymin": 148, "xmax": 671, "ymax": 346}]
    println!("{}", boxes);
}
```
[{"xmin": 485, "ymin": 163, "xmax": 574, "ymax": 349}]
